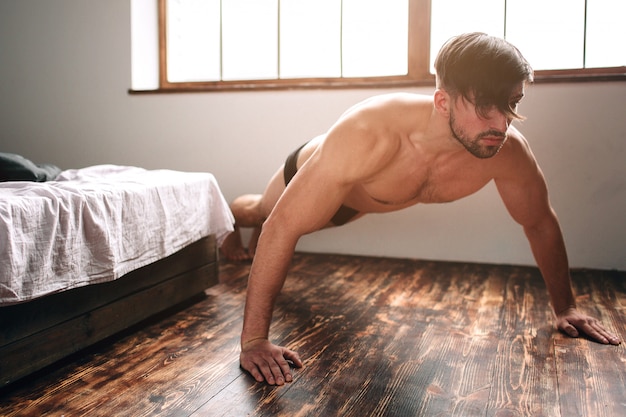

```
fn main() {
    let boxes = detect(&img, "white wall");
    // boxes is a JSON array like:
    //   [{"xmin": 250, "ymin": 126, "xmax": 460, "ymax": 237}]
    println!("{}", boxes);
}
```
[{"xmin": 1, "ymin": 1, "xmax": 625, "ymax": 270}]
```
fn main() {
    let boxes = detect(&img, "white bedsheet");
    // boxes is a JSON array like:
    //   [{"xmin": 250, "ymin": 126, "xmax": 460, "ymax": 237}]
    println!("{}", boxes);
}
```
[{"xmin": 0, "ymin": 165, "xmax": 234, "ymax": 305}]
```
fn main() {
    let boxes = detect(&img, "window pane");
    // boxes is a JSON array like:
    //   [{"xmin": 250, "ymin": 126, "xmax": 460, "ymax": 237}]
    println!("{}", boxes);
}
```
[
  {"xmin": 586, "ymin": 0, "xmax": 626, "ymax": 68},
  {"xmin": 430, "ymin": 0, "xmax": 504, "ymax": 72},
  {"xmin": 166, "ymin": 0, "xmax": 221, "ymax": 82},
  {"xmin": 342, "ymin": 0, "xmax": 408, "ymax": 77},
  {"xmin": 507, "ymin": 0, "xmax": 585, "ymax": 70},
  {"xmin": 280, "ymin": 0, "xmax": 341, "ymax": 78},
  {"xmin": 222, "ymin": 0, "xmax": 278, "ymax": 80}
]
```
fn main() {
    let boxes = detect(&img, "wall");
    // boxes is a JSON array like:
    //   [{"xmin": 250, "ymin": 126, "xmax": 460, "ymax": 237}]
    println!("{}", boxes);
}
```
[{"xmin": 1, "ymin": 0, "xmax": 624, "ymax": 270}]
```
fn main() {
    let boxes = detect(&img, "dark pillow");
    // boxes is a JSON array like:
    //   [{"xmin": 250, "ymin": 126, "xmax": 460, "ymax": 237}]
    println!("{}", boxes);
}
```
[{"xmin": 0, "ymin": 153, "xmax": 62, "ymax": 182}]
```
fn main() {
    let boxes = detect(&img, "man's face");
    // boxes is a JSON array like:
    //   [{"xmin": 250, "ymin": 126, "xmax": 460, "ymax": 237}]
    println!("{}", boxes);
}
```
[{"xmin": 448, "ymin": 83, "xmax": 525, "ymax": 159}]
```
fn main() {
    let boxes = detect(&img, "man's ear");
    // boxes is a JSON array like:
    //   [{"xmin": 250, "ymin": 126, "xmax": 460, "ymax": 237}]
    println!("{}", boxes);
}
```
[{"xmin": 433, "ymin": 89, "xmax": 451, "ymax": 116}]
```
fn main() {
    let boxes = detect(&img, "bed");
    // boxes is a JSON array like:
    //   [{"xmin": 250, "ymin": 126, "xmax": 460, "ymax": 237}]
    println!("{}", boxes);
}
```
[{"xmin": 0, "ymin": 162, "xmax": 234, "ymax": 387}]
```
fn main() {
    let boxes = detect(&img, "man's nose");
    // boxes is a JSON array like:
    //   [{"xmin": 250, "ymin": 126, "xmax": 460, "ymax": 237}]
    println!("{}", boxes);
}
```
[{"xmin": 490, "ymin": 110, "xmax": 511, "ymax": 132}]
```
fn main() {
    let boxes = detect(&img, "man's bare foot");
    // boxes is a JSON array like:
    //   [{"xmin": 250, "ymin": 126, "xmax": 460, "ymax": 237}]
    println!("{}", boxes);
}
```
[
  {"xmin": 248, "ymin": 227, "xmax": 262, "ymax": 258},
  {"xmin": 222, "ymin": 194, "xmax": 266, "ymax": 262},
  {"xmin": 220, "ymin": 228, "xmax": 251, "ymax": 262}
]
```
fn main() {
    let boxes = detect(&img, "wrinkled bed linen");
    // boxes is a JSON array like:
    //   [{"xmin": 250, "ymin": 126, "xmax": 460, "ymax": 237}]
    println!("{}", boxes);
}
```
[{"xmin": 0, "ymin": 165, "xmax": 234, "ymax": 305}]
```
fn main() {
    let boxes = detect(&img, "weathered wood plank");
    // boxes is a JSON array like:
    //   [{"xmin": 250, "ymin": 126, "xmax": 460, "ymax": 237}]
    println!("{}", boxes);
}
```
[
  {"xmin": 0, "ymin": 287, "xmax": 242, "ymax": 416},
  {"xmin": 0, "ymin": 253, "xmax": 624, "ymax": 417},
  {"xmin": 555, "ymin": 269, "xmax": 626, "ymax": 417},
  {"xmin": 483, "ymin": 266, "xmax": 561, "ymax": 417},
  {"xmin": 555, "ymin": 337, "xmax": 626, "ymax": 417}
]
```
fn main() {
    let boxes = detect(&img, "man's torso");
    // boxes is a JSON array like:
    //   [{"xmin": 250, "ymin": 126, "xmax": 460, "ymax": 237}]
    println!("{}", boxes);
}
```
[{"xmin": 295, "ymin": 93, "xmax": 516, "ymax": 214}]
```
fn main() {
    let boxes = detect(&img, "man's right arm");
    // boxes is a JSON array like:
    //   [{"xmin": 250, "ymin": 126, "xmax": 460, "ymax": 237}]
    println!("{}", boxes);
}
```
[
  {"xmin": 238, "ymin": 165, "xmax": 355, "ymax": 384},
  {"xmin": 239, "ymin": 103, "xmax": 402, "ymax": 385},
  {"xmin": 238, "ymin": 140, "xmax": 364, "ymax": 385},
  {"xmin": 239, "ymin": 214, "xmax": 303, "ymax": 385}
]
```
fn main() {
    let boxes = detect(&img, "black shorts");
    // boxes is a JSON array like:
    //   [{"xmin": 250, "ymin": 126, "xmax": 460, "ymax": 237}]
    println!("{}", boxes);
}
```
[{"xmin": 283, "ymin": 143, "xmax": 359, "ymax": 226}]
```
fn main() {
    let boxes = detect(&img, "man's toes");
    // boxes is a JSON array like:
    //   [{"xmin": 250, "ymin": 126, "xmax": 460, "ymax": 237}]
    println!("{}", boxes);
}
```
[
  {"xmin": 220, "ymin": 247, "xmax": 251, "ymax": 262},
  {"xmin": 235, "ymin": 251, "xmax": 251, "ymax": 262}
]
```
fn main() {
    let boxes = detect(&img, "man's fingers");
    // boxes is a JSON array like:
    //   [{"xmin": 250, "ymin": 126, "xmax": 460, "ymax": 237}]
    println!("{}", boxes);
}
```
[
  {"xmin": 240, "ymin": 357, "xmax": 266, "ymax": 383},
  {"xmin": 243, "ymin": 359, "xmax": 280, "ymax": 385},
  {"xmin": 273, "ymin": 359, "xmax": 291, "ymax": 384},
  {"xmin": 558, "ymin": 313, "xmax": 621, "ymax": 345},
  {"xmin": 262, "ymin": 360, "xmax": 281, "ymax": 385},
  {"xmin": 596, "ymin": 324, "xmax": 621, "ymax": 345},
  {"xmin": 560, "ymin": 322, "xmax": 579, "ymax": 338},
  {"xmin": 276, "ymin": 348, "xmax": 302, "ymax": 383},
  {"xmin": 583, "ymin": 322, "xmax": 609, "ymax": 344},
  {"xmin": 282, "ymin": 348, "xmax": 303, "ymax": 368},
  {"xmin": 240, "ymin": 342, "xmax": 302, "ymax": 385},
  {"xmin": 585, "ymin": 321, "xmax": 621, "ymax": 345},
  {"xmin": 601, "ymin": 333, "xmax": 620, "ymax": 345},
  {"xmin": 248, "ymin": 365, "xmax": 266, "ymax": 383},
  {"xmin": 604, "ymin": 329, "xmax": 622, "ymax": 345}
]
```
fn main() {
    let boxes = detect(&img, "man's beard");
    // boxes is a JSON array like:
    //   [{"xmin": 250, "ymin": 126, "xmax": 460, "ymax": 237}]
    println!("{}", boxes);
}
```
[{"xmin": 449, "ymin": 112, "xmax": 507, "ymax": 159}]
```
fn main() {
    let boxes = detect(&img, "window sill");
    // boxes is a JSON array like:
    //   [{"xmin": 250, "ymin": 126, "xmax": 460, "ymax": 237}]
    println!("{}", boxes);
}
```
[
  {"xmin": 533, "ymin": 67, "xmax": 626, "ymax": 84},
  {"xmin": 128, "ymin": 68, "xmax": 626, "ymax": 94}
]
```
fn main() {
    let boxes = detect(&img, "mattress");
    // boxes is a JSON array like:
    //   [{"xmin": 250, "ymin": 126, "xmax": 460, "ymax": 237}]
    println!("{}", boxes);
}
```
[{"xmin": 0, "ymin": 165, "xmax": 234, "ymax": 305}]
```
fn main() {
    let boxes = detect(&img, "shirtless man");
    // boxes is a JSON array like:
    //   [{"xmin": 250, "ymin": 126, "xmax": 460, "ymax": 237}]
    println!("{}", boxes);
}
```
[{"xmin": 222, "ymin": 33, "xmax": 621, "ymax": 386}]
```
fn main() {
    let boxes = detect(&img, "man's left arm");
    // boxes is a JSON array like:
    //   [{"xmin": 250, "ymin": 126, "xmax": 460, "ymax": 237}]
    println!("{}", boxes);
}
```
[
  {"xmin": 521, "ymin": 207, "xmax": 619, "ymax": 344},
  {"xmin": 494, "ymin": 134, "xmax": 620, "ymax": 345}
]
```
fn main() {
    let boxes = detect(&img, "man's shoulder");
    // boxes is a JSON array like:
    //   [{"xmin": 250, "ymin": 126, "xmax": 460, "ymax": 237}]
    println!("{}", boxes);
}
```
[
  {"xmin": 501, "ymin": 126, "xmax": 532, "ymax": 157},
  {"xmin": 349, "ymin": 93, "xmax": 432, "ymax": 113},
  {"xmin": 493, "ymin": 127, "xmax": 540, "ymax": 178},
  {"xmin": 370, "ymin": 92, "xmax": 432, "ymax": 107},
  {"xmin": 340, "ymin": 93, "xmax": 432, "ymax": 136}
]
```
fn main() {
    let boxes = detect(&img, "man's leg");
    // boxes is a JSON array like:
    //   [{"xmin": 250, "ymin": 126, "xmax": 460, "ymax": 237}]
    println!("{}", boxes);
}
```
[
  {"xmin": 220, "ymin": 194, "xmax": 263, "ymax": 261},
  {"xmin": 221, "ymin": 168, "xmax": 287, "ymax": 261}
]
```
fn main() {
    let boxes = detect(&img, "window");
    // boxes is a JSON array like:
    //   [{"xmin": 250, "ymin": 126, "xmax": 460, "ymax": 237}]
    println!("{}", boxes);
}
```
[
  {"xmin": 160, "ymin": 0, "xmax": 422, "ymax": 90},
  {"xmin": 430, "ymin": 0, "xmax": 626, "ymax": 75},
  {"xmin": 153, "ymin": 0, "xmax": 626, "ymax": 92}
]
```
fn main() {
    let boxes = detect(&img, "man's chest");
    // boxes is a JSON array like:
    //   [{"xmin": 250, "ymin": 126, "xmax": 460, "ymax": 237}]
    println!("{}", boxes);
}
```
[{"xmin": 351, "ymin": 158, "xmax": 496, "ymax": 210}]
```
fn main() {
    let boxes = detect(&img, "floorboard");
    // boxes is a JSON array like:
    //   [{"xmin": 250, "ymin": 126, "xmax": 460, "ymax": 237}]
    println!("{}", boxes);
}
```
[{"xmin": 0, "ymin": 253, "xmax": 624, "ymax": 417}]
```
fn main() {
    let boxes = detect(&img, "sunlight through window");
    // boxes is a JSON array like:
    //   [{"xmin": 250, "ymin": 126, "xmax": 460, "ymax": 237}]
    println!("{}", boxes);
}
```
[
  {"xmin": 430, "ymin": 0, "xmax": 504, "ymax": 71},
  {"xmin": 342, "ymin": 0, "xmax": 408, "ymax": 77},
  {"xmin": 165, "ymin": 0, "xmax": 408, "ymax": 82},
  {"xmin": 166, "ymin": 0, "xmax": 221, "ymax": 82},
  {"xmin": 507, "ymin": 0, "xmax": 585, "ymax": 70},
  {"xmin": 158, "ymin": 0, "xmax": 625, "ymax": 90},
  {"xmin": 585, "ymin": 0, "xmax": 626, "ymax": 68},
  {"xmin": 280, "ymin": 0, "xmax": 341, "ymax": 78},
  {"xmin": 222, "ymin": 0, "xmax": 278, "ymax": 80},
  {"xmin": 430, "ymin": 0, "xmax": 624, "ymax": 72}
]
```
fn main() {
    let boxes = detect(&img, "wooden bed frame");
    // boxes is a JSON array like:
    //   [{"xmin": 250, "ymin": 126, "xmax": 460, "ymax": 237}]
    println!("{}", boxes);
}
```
[{"xmin": 0, "ymin": 234, "xmax": 218, "ymax": 387}]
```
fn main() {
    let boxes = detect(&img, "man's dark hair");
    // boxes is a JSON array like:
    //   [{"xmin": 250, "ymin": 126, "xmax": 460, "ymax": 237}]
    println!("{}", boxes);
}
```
[{"xmin": 434, "ymin": 32, "xmax": 534, "ymax": 120}]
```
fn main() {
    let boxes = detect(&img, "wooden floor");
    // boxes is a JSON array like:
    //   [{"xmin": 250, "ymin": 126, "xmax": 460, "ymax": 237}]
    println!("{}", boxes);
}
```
[{"xmin": 1, "ymin": 253, "xmax": 624, "ymax": 417}]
